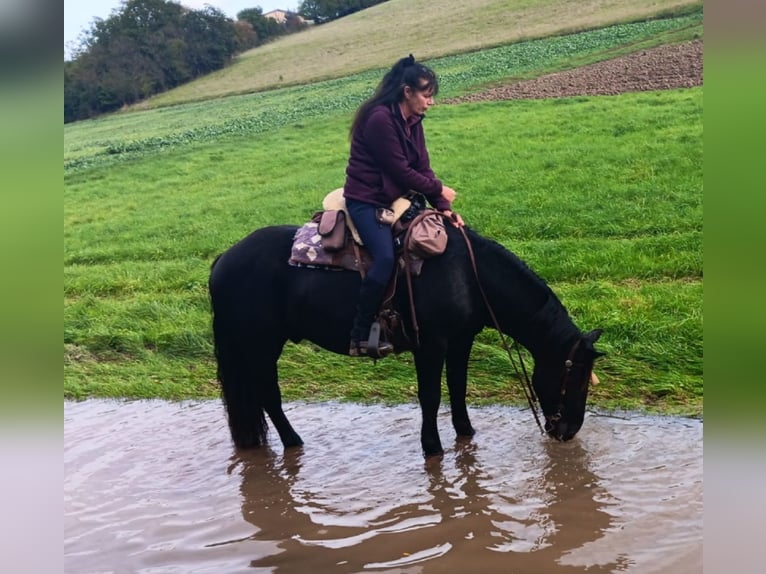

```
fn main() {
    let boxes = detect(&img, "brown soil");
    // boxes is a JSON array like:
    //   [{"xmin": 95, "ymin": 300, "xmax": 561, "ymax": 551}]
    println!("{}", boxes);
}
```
[{"xmin": 444, "ymin": 40, "xmax": 703, "ymax": 103}]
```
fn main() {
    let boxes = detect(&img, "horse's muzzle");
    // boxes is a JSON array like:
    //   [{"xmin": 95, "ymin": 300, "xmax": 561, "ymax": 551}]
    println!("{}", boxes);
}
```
[{"xmin": 546, "ymin": 420, "xmax": 581, "ymax": 442}]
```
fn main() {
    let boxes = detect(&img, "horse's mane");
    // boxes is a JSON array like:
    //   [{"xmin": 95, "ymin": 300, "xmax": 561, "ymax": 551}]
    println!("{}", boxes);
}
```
[
  {"xmin": 464, "ymin": 227, "xmax": 550, "ymax": 290},
  {"xmin": 464, "ymin": 227, "xmax": 580, "ymax": 348}
]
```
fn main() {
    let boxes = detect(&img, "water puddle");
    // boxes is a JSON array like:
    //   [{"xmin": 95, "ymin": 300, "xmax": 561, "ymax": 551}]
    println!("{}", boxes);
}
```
[{"xmin": 65, "ymin": 400, "xmax": 702, "ymax": 573}]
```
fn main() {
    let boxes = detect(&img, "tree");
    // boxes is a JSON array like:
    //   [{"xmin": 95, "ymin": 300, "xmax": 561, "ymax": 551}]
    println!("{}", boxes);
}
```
[
  {"xmin": 232, "ymin": 19, "xmax": 257, "ymax": 51},
  {"xmin": 182, "ymin": 6, "xmax": 238, "ymax": 76},
  {"xmin": 298, "ymin": 0, "xmax": 385, "ymax": 24},
  {"xmin": 237, "ymin": 7, "xmax": 284, "ymax": 45},
  {"xmin": 297, "ymin": 0, "xmax": 335, "ymax": 24},
  {"xmin": 64, "ymin": 0, "xmax": 241, "ymax": 122},
  {"xmin": 284, "ymin": 12, "xmax": 309, "ymax": 34}
]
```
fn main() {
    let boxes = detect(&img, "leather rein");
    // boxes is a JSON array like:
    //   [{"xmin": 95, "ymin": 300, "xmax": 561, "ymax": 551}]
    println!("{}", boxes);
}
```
[
  {"xmin": 454, "ymin": 224, "xmax": 545, "ymax": 433},
  {"xmin": 455, "ymin": 223, "xmax": 585, "ymax": 435}
]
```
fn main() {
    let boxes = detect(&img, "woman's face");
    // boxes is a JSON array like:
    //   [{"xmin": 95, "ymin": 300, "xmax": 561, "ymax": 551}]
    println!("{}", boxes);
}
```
[{"xmin": 402, "ymin": 82, "xmax": 435, "ymax": 117}]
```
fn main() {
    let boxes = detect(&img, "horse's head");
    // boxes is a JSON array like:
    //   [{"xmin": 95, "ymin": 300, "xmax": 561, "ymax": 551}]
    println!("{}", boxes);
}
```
[{"xmin": 533, "ymin": 329, "xmax": 605, "ymax": 441}]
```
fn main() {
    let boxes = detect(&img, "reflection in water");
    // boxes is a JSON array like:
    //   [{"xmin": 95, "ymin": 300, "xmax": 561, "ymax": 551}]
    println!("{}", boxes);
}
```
[
  {"xmin": 64, "ymin": 400, "xmax": 702, "ymax": 574},
  {"xmin": 235, "ymin": 434, "xmax": 631, "ymax": 573}
]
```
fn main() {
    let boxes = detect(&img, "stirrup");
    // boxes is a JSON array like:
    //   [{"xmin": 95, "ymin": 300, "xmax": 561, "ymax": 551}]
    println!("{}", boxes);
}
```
[
  {"xmin": 366, "ymin": 321, "xmax": 391, "ymax": 359},
  {"xmin": 349, "ymin": 322, "xmax": 394, "ymax": 358}
]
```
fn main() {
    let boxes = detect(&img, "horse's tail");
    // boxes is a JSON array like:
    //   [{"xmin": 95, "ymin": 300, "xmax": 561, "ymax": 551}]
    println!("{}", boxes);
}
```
[
  {"xmin": 209, "ymin": 261, "xmax": 269, "ymax": 449},
  {"xmin": 211, "ymin": 312, "xmax": 269, "ymax": 448}
]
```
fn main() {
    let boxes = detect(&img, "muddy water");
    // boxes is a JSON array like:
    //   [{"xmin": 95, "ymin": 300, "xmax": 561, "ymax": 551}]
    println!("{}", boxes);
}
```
[{"xmin": 65, "ymin": 400, "xmax": 702, "ymax": 574}]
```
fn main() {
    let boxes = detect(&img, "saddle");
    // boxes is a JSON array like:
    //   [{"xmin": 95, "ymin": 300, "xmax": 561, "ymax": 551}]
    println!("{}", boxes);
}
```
[
  {"xmin": 288, "ymin": 189, "xmax": 432, "ymax": 276},
  {"xmin": 288, "ymin": 189, "xmax": 449, "ymax": 350}
]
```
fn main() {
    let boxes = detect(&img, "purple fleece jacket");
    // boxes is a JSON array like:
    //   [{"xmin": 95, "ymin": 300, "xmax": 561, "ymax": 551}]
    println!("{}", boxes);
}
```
[{"xmin": 343, "ymin": 103, "xmax": 449, "ymax": 211}]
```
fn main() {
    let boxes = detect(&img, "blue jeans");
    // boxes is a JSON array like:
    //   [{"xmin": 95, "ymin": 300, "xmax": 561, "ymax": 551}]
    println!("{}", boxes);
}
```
[{"xmin": 345, "ymin": 199, "xmax": 395, "ymax": 286}]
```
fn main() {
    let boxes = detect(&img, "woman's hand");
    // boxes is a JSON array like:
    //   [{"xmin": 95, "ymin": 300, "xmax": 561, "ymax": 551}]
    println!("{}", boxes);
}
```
[
  {"xmin": 442, "ymin": 210, "xmax": 465, "ymax": 228},
  {"xmin": 441, "ymin": 185, "xmax": 457, "ymax": 204}
]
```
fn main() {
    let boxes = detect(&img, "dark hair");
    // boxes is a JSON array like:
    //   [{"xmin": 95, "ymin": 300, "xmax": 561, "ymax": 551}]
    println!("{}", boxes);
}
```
[{"xmin": 350, "ymin": 54, "xmax": 439, "ymax": 137}]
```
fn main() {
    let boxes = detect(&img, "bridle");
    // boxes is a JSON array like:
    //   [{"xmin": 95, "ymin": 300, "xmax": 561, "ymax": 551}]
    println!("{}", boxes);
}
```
[
  {"xmin": 457, "ymin": 224, "xmax": 587, "ymax": 435},
  {"xmin": 544, "ymin": 339, "xmax": 589, "ymax": 432}
]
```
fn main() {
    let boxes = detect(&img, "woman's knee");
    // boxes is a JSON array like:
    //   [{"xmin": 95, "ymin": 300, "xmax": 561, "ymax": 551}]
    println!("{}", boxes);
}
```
[{"xmin": 368, "ymin": 251, "xmax": 395, "ymax": 284}]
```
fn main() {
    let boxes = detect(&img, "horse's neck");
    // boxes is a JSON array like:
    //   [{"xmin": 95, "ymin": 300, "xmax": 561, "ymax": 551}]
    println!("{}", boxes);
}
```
[
  {"xmin": 521, "ymin": 297, "xmax": 581, "ymax": 359},
  {"xmin": 472, "ymin": 234, "xmax": 579, "ymax": 357}
]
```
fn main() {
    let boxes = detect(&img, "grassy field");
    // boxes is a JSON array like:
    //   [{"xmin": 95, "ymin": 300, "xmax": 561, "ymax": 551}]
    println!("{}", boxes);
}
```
[{"xmin": 64, "ymin": 3, "xmax": 702, "ymax": 417}]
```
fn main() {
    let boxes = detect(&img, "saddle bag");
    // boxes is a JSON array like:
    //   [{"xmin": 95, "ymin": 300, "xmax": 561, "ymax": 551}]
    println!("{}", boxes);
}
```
[
  {"xmin": 405, "ymin": 210, "xmax": 448, "ymax": 258},
  {"xmin": 317, "ymin": 209, "xmax": 347, "ymax": 252}
]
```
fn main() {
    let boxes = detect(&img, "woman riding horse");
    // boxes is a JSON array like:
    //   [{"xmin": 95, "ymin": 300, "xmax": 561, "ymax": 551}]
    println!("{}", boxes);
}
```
[{"xmin": 343, "ymin": 54, "xmax": 464, "ymax": 358}]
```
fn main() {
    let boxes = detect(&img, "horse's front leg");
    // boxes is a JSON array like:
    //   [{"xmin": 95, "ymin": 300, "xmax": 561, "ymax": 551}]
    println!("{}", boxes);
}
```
[
  {"xmin": 413, "ymin": 336, "xmax": 448, "ymax": 457},
  {"xmin": 446, "ymin": 332, "xmax": 476, "ymax": 438}
]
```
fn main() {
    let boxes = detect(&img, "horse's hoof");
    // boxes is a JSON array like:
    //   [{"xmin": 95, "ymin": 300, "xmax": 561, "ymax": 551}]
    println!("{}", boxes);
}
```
[
  {"xmin": 282, "ymin": 435, "xmax": 304, "ymax": 448},
  {"xmin": 422, "ymin": 441, "xmax": 444, "ymax": 458},
  {"xmin": 454, "ymin": 422, "xmax": 476, "ymax": 437}
]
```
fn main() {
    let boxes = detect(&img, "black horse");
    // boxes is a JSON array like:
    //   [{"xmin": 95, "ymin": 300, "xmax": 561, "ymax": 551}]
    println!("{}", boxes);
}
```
[{"xmin": 209, "ymin": 223, "xmax": 604, "ymax": 457}]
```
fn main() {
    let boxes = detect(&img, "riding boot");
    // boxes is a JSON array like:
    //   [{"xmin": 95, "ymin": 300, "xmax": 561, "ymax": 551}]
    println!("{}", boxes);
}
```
[{"xmin": 349, "ymin": 278, "xmax": 394, "ymax": 358}]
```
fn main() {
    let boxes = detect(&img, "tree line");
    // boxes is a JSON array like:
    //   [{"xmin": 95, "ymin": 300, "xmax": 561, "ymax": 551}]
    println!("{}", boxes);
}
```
[
  {"xmin": 298, "ymin": 0, "xmax": 386, "ymax": 24},
  {"xmin": 65, "ymin": 0, "xmax": 388, "ymax": 123}
]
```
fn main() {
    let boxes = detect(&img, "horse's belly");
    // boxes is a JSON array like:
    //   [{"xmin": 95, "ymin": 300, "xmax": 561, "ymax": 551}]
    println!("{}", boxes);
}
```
[{"xmin": 284, "ymin": 268, "xmax": 360, "ymax": 352}]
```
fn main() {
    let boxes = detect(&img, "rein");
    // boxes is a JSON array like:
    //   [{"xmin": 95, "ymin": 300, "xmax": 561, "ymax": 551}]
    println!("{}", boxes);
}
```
[{"xmin": 456, "ymin": 225, "xmax": 545, "ymax": 434}]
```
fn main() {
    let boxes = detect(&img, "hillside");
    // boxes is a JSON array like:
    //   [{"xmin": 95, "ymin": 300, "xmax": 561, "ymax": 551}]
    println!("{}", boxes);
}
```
[
  {"xmin": 65, "ymin": 9, "xmax": 703, "ymax": 171},
  {"xmin": 138, "ymin": 0, "xmax": 702, "ymax": 109}
]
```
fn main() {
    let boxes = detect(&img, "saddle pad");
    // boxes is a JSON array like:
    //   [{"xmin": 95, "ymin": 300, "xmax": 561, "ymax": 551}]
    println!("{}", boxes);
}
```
[
  {"xmin": 288, "ymin": 221, "xmax": 425, "ymax": 277},
  {"xmin": 288, "ymin": 222, "xmax": 372, "ymax": 272}
]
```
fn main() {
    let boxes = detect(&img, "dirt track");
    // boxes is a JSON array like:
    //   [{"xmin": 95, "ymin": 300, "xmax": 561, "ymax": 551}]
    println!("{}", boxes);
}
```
[{"xmin": 445, "ymin": 39, "xmax": 703, "ymax": 103}]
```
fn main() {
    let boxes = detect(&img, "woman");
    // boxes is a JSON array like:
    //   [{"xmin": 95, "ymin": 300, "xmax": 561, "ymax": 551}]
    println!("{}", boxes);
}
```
[{"xmin": 344, "ymin": 54, "xmax": 463, "ymax": 357}]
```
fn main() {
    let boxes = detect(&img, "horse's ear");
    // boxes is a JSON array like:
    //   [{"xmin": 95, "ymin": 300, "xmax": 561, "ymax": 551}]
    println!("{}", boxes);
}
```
[
  {"xmin": 585, "ymin": 329, "xmax": 602, "ymax": 343},
  {"xmin": 584, "ymin": 329, "xmax": 606, "ymax": 359}
]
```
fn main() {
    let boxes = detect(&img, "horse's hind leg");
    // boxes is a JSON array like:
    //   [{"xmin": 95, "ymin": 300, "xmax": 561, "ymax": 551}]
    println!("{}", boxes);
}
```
[
  {"xmin": 260, "ymin": 358, "xmax": 304, "ymax": 448},
  {"xmin": 243, "ymin": 334, "xmax": 303, "ymax": 449},
  {"xmin": 214, "ymin": 319, "xmax": 301, "ymax": 449},
  {"xmin": 446, "ymin": 333, "xmax": 476, "ymax": 438}
]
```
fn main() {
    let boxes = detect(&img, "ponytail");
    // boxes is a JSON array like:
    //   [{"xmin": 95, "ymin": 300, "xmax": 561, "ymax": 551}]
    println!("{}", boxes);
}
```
[{"xmin": 350, "ymin": 54, "xmax": 439, "ymax": 138}]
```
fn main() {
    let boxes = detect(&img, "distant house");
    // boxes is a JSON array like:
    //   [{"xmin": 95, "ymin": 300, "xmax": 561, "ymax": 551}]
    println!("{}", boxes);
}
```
[{"xmin": 263, "ymin": 9, "xmax": 306, "ymax": 25}]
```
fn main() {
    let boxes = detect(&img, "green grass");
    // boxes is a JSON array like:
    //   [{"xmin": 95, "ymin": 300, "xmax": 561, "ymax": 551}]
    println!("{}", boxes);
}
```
[{"xmin": 65, "ymin": 85, "xmax": 702, "ymax": 416}]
